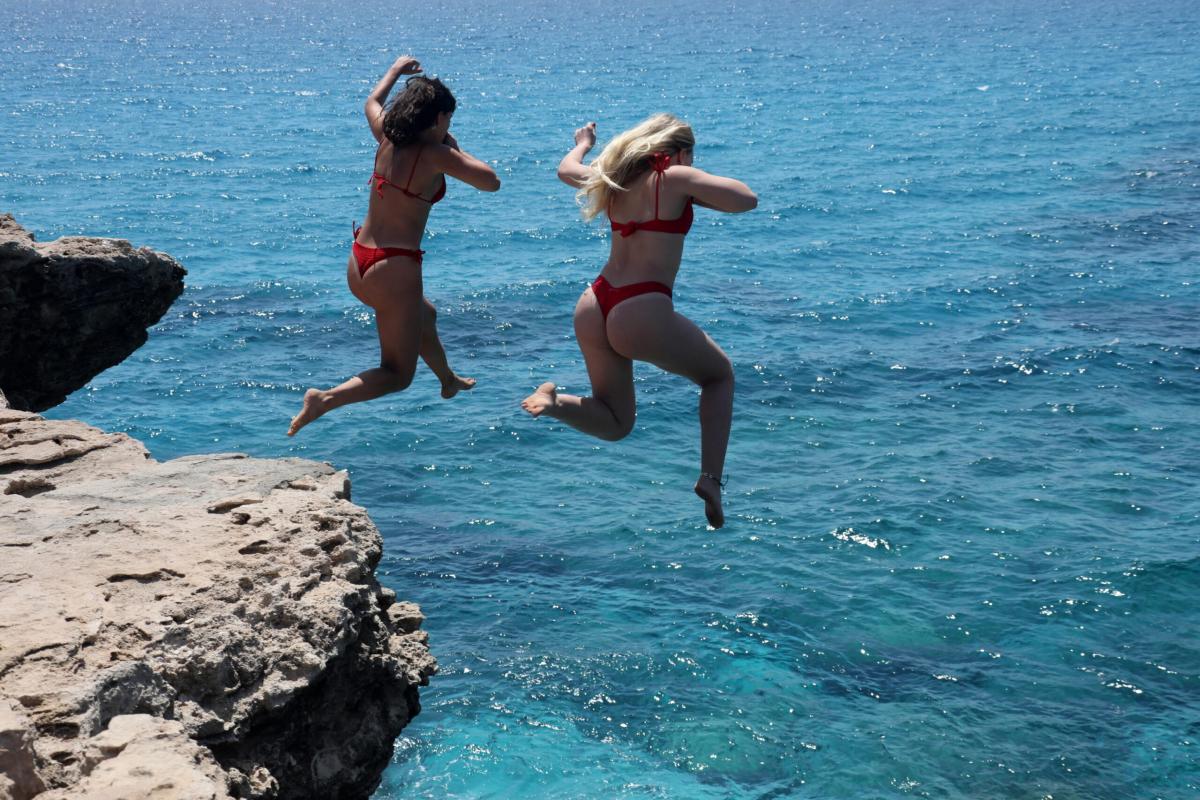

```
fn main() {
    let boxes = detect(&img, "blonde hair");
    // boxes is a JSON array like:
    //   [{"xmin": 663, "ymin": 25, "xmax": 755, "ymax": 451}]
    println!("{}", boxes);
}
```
[{"xmin": 579, "ymin": 113, "xmax": 695, "ymax": 221}]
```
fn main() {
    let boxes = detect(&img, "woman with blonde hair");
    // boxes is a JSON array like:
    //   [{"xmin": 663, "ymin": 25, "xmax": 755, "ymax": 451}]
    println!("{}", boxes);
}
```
[
  {"xmin": 522, "ymin": 114, "xmax": 756, "ymax": 528},
  {"xmin": 289, "ymin": 55, "xmax": 500, "ymax": 436}
]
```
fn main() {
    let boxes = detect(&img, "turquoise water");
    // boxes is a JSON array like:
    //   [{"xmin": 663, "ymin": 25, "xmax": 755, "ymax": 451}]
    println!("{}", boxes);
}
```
[{"xmin": 5, "ymin": 0, "xmax": 1199, "ymax": 796}]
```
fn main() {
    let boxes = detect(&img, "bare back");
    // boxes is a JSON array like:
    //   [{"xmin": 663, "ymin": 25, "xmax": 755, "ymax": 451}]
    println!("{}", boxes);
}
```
[
  {"xmin": 355, "ymin": 141, "xmax": 445, "ymax": 250},
  {"xmin": 602, "ymin": 165, "xmax": 691, "ymax": 287}
]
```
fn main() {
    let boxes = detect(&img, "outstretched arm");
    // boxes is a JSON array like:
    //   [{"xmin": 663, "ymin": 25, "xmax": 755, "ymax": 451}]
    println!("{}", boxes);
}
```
[
  {"xmin": 432, "ymin": 133, "xmax": 501, "ymax": 192},
  {"xmin": 557, "ymin": 122, "xmax": 596, "ymax": 187},
  {"xmin": 364, "ymin": 55, "xmax": 423, "ymax": 143},
  {"xmin": 675, "ymin": 166, "xmax": 757, "ymax": 213}
]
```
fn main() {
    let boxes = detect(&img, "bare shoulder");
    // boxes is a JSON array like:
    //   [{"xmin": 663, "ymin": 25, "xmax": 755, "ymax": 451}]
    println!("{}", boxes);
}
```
[
  {"xmin": 424, "ymin": 140, "xmax": 501, "ymax": 191},
  {"xmin": 423, "ymin": 142, "xmax": 457, "ymax": 167},
  {"xmin": 665, "ymin": 164, "xmax": 710, "ymax": 184},
  {"xmin": 667, "ymin": 165, "xmax": 757, "ymax": 213},
  {"xmin": 370, "ymin": 139, "xmax": 393, "ymax": 170},
  {"xmin": 661, "ymin": 165, "xmax": 711, "ymax": 197}
]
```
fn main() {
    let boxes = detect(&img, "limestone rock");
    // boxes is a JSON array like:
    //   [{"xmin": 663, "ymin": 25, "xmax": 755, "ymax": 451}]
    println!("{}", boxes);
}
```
[
  {"xmin": 37, "ymin": 715, "xmax": 231, "ymax": 800},
  {"xmin": 0, "ymin": 213, "xmax": 186, "ymax": 412},
  {"xmin": 0, "ymin": 699, "xmax": 45, "ymax": 800},
  {"xmin": 0, "ymin": 414, "xmax": 436, "ymax": 799}
]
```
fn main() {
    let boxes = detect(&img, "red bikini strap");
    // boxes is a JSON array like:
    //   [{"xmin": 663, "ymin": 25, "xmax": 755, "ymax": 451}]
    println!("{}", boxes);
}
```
[
  {"xmin": 654, "ymin": 170, "xmax": 661, "ymax": 220},
  {"xmin": 404, "ymin": 144, "xmax": 424, "ymax": 191},
  {"xmin": 650, "ymin": 151, "xmax": 671, "ymax": 221}
]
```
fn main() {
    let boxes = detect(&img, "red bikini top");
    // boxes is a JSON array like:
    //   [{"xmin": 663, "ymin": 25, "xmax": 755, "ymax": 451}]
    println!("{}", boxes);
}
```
[
  {"xmin": 370, "ymin": 144, "xmax": 446, "ymax": 204},
  {"xmin": 609, "ymin": 152, "xmax": 693, "ymax": 238}
]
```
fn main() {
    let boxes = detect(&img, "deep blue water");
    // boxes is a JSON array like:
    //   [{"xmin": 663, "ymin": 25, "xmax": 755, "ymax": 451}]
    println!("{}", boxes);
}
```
[{"xmin": 4, "ymin": 0, "xmax": 1199, "ymax": 797}]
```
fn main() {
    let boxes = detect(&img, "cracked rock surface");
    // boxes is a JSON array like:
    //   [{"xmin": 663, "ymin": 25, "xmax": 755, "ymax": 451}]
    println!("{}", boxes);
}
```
[{"xmin": 0, "ymin": 410, "xmax": 436, "ymax": 799}]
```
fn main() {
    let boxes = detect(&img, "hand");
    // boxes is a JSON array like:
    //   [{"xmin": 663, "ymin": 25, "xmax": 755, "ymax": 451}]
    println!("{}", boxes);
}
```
[
  {"xmin": 443, "ymin": 132, "xmax": 460, "ymax": 150},
  {"xmin": 392, "ymin": 56, "xmax": 422, "ymax": 75},
  {"xmin": 574, "ymin": 122, "xmax": 597, "ymax": 149}
]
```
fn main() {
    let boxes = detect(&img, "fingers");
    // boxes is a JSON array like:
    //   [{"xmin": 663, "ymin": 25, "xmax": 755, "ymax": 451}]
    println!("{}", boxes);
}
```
[{"xmin": 395, "ymin": 56, "xmax": 422, "ymax": 74}]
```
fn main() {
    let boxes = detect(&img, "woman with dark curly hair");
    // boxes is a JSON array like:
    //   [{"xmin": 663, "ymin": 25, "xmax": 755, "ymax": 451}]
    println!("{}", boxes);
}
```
[{"xmin": 289, "ymin": 55, "xmax": 500, "ymax": 436}]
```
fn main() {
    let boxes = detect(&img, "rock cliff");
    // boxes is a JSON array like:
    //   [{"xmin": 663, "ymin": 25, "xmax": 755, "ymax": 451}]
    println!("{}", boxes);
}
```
[
  {"xmin": 0, "ymin": 214, "xmax": 185, "ymax": 412},
  {"xmin": 0, "ymin": 409, "xmax": 436, "ymax": 799}
]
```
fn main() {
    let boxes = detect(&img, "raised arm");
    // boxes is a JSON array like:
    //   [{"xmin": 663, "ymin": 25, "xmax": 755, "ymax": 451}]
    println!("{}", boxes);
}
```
[
  {"xmin": 364, "ymin": 55, "xmax": 423, "ymax": 143},
  {"xmin": 674, "ymin": 166, "xmax": 757, "ymax": 213},
  {"xmin": 430, "ymin": 133, "xmax": 501, "ymax": 192},
  {"xmin": 557, "ymin": 122, "xmax": 596, "ymax": 188}
]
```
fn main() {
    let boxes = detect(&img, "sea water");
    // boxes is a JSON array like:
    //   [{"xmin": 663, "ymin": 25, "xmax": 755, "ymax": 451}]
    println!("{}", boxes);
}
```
[{"xmin": 4, "ymin": 0, "xmax": 1198, "ymax": 796}]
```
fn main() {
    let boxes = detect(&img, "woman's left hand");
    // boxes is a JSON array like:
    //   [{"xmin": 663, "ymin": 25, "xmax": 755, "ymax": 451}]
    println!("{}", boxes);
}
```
[{"xmin": 392, "ymin": 55, "xmax": 422, "ymax": 75}]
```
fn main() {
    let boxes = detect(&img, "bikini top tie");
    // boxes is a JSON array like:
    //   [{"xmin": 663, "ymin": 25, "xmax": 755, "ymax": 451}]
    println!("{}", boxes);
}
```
[
  {"xmin": 609, "ymin": 152, "xmax": 693, "ymax": 238},
  {"xmin": 370, "ymin": 144, "xmax": 446, "ymax": 204}
]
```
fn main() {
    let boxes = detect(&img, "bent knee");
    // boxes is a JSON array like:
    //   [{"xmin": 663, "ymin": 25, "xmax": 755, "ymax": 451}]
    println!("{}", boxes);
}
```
[
  {"xmin": 378, "ymin": 363, "xmax": 416, "ymax": 392},
  {"xmin": 600, "ymin": 416, "xmax": 636, "ymax": 442},
  {"xmin": 702, "ymin": 354, "xmax": 734, "ymax": 387}
]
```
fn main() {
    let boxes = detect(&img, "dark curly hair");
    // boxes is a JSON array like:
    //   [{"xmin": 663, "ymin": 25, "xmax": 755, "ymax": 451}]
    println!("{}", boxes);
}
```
[{"xmin": 382, "ymin": 76, "xmax": 457, "ymax": 148}]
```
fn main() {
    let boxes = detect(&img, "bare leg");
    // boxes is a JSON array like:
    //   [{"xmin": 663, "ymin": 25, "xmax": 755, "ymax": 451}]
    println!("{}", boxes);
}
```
[
  {"xmin": 418, "ymin": 297, "xmax": 476, "ymax": 399},
  {"xmin": 288, "ymin": 257, "xmax": 423, "ymax": 435},
  {"xmin": 522, "ymin": 289, "xmax": 636, "ymax": 441},
  {"xmin": 606, "ymin": 295, "xmax": 734, "ymax": 528}
]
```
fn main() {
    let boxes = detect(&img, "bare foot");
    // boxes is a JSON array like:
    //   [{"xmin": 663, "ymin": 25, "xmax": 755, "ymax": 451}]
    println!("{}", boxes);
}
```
[
  {"xmin": 521, "ymin": 382, "xmax": 558, "ymax": 418},
  {"xmin": 694, "ymin": 474, "xmax": 725, "ymax": 529},
  {"xmin": 287, "ymin": 388, "xmax": 330, "ymax": 436},
  {"xmin": 441, "ymin": 374, "xmax": 476, "ymax": 399}
]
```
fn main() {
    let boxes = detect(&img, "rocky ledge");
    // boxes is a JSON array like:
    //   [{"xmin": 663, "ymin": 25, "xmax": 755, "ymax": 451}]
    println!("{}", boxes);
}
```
[
  {"xmin": 0, "ymin": 214, "xmax": 185, "ymax": 412},
  {"xmin": 0, "ymin": 410, "xmax": 436, "ymax": 799}
]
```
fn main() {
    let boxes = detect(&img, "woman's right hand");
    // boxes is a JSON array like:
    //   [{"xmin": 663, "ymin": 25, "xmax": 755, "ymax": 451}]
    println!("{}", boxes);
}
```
[
  {"xmin": 392, "ymin": 55, "xmax": 422, "ymax": 75},
  {"xmin": 574, "ymin": 122, "xmax": 597, "ymax": 149},
  {"xmin": 558, "ymin": 123, "xmax": 596, "ymax": 186}
]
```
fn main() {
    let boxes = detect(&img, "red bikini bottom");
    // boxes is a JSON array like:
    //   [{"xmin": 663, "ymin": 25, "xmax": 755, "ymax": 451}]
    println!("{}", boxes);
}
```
[
  {"xmin": 351, "ymin": 227, "xmax": 423, "ymax": 278},
  {"xmin": 591, "ymin": 275, "xmax": 672, "ymax": 319}
]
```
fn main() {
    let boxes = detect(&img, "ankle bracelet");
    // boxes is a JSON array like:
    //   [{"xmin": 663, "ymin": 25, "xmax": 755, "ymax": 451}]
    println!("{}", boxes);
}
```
[{"xmin": 700, "ymin": 472, "xmax": 728, "ymax": 489}]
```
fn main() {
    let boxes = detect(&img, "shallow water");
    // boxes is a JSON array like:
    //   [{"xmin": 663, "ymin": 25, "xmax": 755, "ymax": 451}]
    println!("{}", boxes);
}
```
[{"xmin": 5, "ymin": 0, "xmax": 1199, "ymax": 797}]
